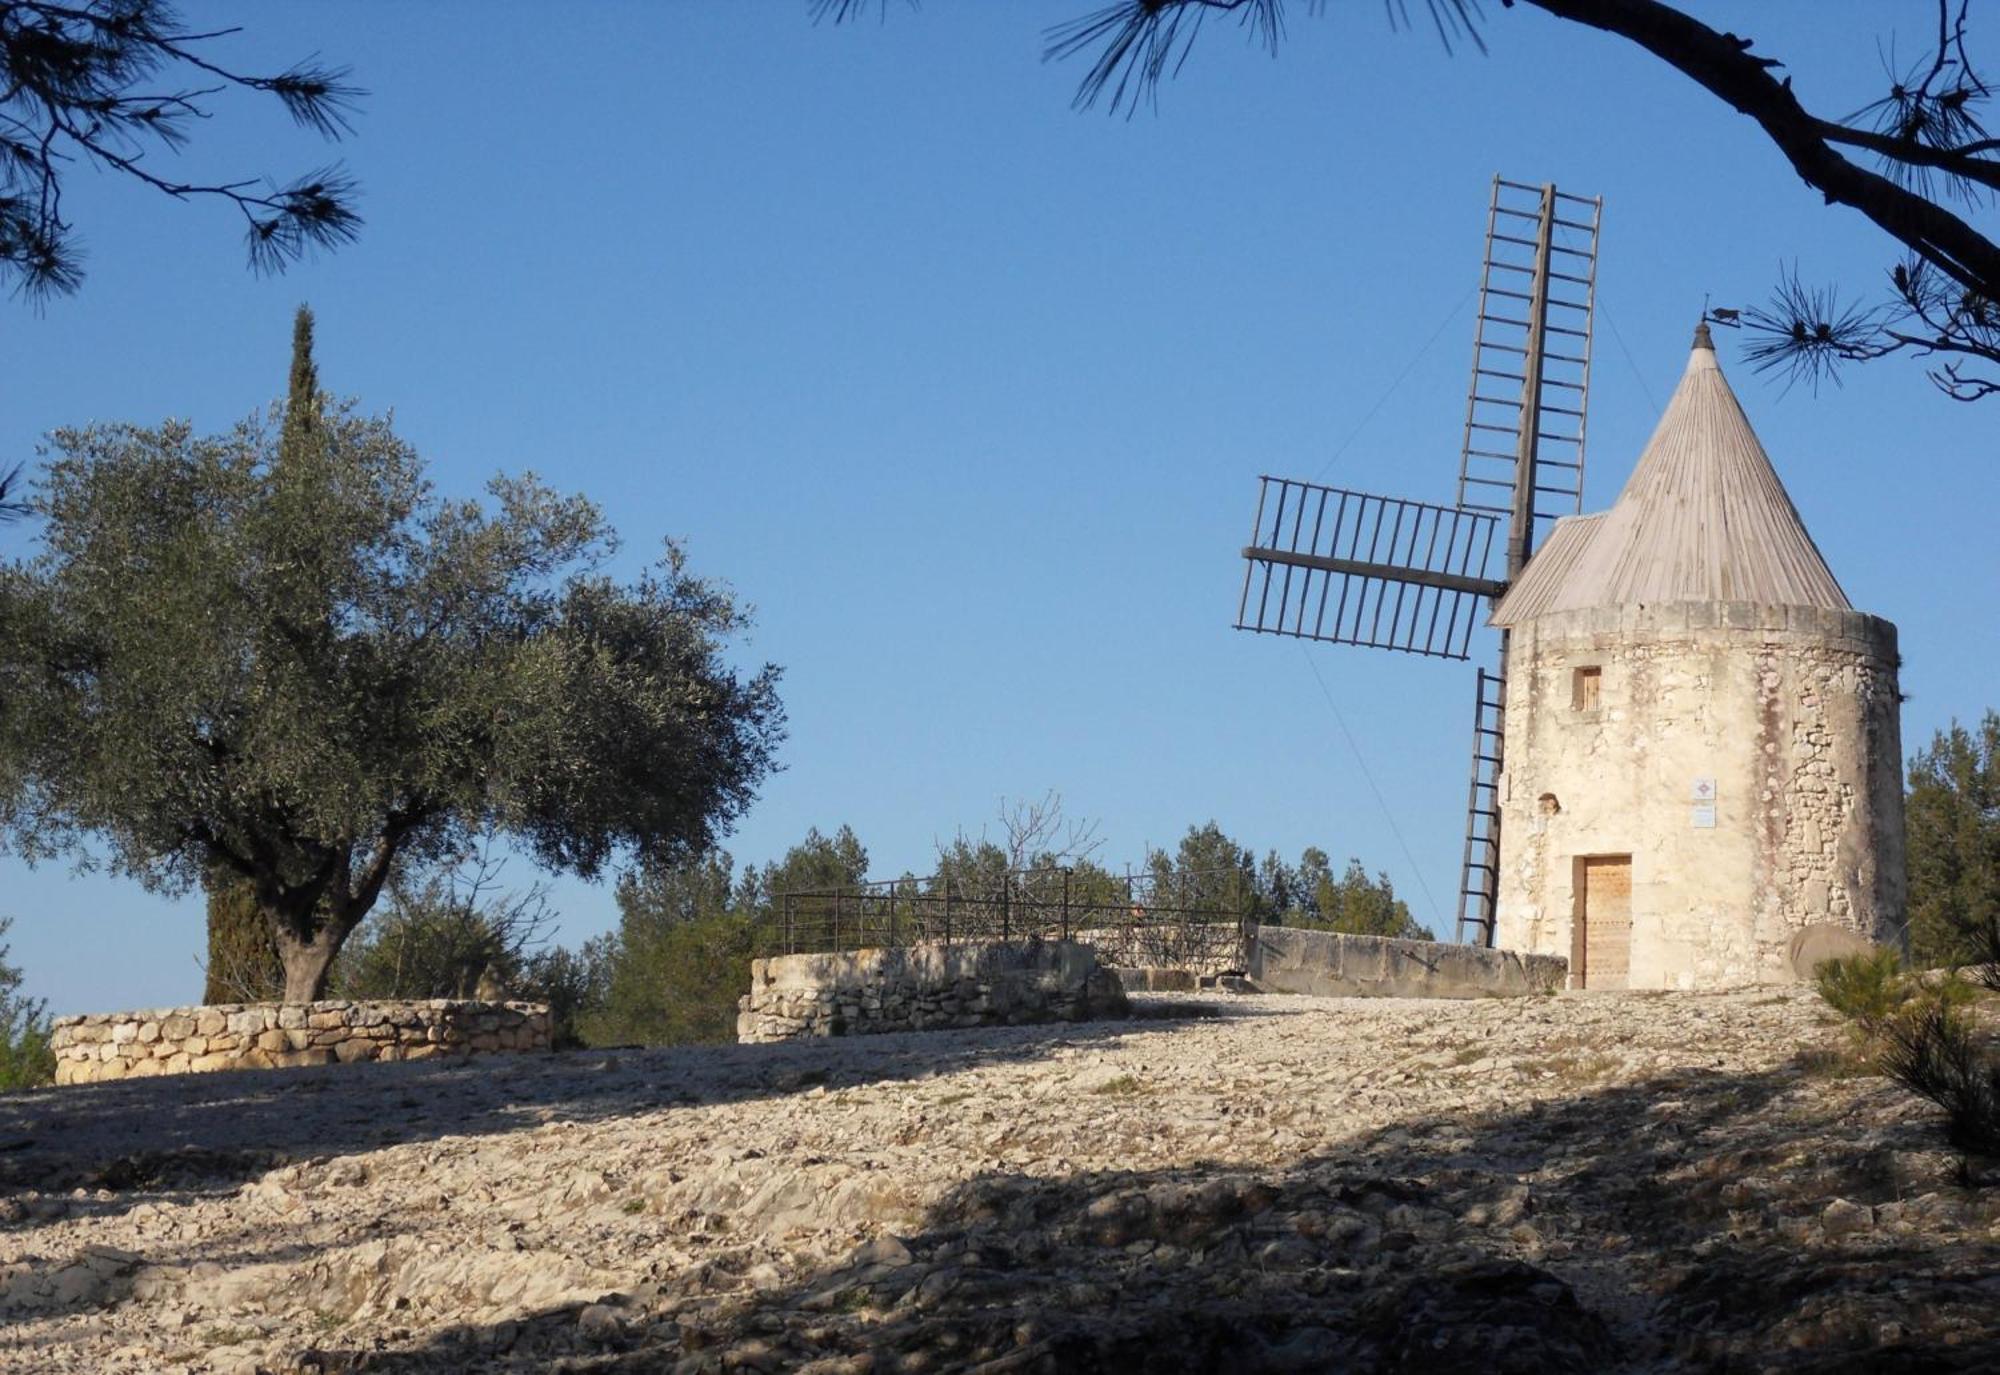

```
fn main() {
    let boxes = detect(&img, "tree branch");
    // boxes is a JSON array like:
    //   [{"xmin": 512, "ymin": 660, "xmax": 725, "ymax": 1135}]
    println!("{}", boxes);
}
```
[
  {"xmin": 1816, "ymin": 119, "xmax": 2000, "ymax": 196},
  {"xmin": 1521, "ymin": 0, "xmax": 2000, "ymax": 303}
]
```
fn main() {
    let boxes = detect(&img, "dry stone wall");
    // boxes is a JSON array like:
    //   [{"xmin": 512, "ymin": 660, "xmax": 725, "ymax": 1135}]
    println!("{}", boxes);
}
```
[
  {"xmin": 738, "ymin": 939, "xmax": 1126, "ymax": 1043},
  {"xmin": 51, "ymin": 1000, "xmax": 551, "ymax": 1085},
  {"xmin": 1072, "ymin": 922, "xmax": 1245, "ymax": 975}
]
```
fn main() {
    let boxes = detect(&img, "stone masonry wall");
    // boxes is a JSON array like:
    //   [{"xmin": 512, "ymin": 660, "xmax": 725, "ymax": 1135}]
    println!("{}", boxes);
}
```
[
  {"xmin": 1071, "ymin": 922, "xmax": 1245, "ymax": 976},
  {"xmin": 738, "ymin": 939, "xmax": 1126, "ymax": 1044},
  {"xmin": 1248, "ymin": 927, "xmax": 1567, "ymax": 999},
  {"xmin": 51, "ymin": 1000, "xmax": 551, "ymax": 1085},
  {"xmin": 1493, "ymin": 602, "xmax": 1904, "ymax": 989}
]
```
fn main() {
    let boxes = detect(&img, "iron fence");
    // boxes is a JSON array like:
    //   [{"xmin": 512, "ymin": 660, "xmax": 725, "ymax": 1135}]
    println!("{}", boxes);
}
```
[{"xmin": 759, "ymin": 866, "xmax": 1258, "ymax": 962}]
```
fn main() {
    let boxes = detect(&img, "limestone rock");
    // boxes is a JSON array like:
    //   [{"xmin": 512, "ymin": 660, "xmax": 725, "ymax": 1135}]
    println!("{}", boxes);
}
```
[{"xmin": 8, "ymin": 986, "xmax": 1992, "ymax": 1373}]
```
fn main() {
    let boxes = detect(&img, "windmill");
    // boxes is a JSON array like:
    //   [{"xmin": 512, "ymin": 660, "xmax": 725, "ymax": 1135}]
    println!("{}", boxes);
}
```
[{"xmin": 1234, "ymin": 176, "xmax": 1602, "ymax": 947}]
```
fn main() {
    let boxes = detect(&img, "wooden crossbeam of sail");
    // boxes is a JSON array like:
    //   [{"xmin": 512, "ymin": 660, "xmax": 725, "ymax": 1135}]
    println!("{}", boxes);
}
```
[
  {"xmin": 1239, "ymin": 547, "xmax": 1505, "ymax": 600},
  {"xmin": 1235, "ymin": 477, "xmax": 1504, "ymax": 662}
]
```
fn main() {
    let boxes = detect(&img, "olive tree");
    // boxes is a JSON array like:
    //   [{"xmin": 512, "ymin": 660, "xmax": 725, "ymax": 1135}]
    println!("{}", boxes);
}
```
[{"xmin": 0, "ymin": 308, "xmax": 784, "ymax": 1000}]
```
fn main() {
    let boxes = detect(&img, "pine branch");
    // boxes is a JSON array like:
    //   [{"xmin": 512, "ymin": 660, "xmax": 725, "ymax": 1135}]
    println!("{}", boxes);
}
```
[{"xmin": 0, "ymin": 0, "xmax": 365, "ymax": 299}]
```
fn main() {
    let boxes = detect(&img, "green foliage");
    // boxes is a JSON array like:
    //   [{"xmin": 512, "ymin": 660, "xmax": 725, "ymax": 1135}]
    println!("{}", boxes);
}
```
[
  {"xmin": 521, "ymin": 941, "xmax": 612, "ymax": 1051},
  {"xmin": 1879, "ymin": 998, "xmax": 2000, "ymax": 1157},
  {"xmin": 1060, "ymin": 858, "xmax": 1128, "ymax": 922},
  {"xmin": 561, "ymin": 812, "xmax": 1442, "ymax": 1047},
  {"xmin": 1147, "ymin": 822, "xmax": 1262, "ymax": 919},
  {"xmin": 931, "ymin": 833, "xmax": 1013, "ymax": 899},
  {"xmin": 1257, "ymin": 844, "xmax": 1435, "ymax": 942},
  {"xmin": 1316, "ymin": 858, "xmax": 1433, "ymax": 941},
  {"xmin": 589, "ymin": 911, "xmax": 753, "ymax": 1048},
  {"xmin": 327, "ymin": 842, "xmax": 613, "ymax": 1046},
  {"xmin": 0, "ymin": 4, "xmax": 361, "ymax": 299},
  {"xmin": 1082, "ymin": 825, "xmax": 1443, "ymax": 940},
  {"xmin": 202, "ymin": 874, "xmax": 284, "ymax": 1004},
  {"xmin": 0, "ymin": 918, "xmax": 54, "ymax": 1091},
  {"xmin": 584, "ymin": 848, "xmax": 754, "ymax": 1047},
  {"xmin": 332, "ymin": 849, "xmax": 555, "ymax": 1002},
  {"xmin": 746, "ymin": 826, "xmax": 869, "ymax": 908},
  {"xmin": 580, "ymin": 827, "xmax": 882, "ymax": 1047},
  {"xmin": 0, "ymin": 309, "xmax": 783, "ymax": 1000},
  {"xmin": 1906, "ymin": 712, "xmax": 2000, "ymax": 975},
  {"xmin": 1815, "ymin": 948, "xmax": 1923, "ymax": 1038},
  {"xmin": 1816, "ymin": 949, "xmax": 1996, "ymax": 1155}
]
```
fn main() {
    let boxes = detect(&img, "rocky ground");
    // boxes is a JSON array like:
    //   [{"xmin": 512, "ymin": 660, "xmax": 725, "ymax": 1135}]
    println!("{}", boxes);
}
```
[{"xmin": 2, "ymin": 987, "xmax": 1997, "ymax": 1374}]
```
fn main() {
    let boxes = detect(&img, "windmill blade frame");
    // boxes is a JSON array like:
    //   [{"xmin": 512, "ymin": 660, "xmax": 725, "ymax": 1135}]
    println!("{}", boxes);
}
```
[
  {"xmin": 1236, "ymin": 478, "xmax": 1504, "ymax": 660},
  {"xmin": 1457, "ymin": 177, "xmax": 1602, "ymax": 571},
  {"xmin": 1231, "ymin": 174, "xmax": 1602, "ymax": 952}
]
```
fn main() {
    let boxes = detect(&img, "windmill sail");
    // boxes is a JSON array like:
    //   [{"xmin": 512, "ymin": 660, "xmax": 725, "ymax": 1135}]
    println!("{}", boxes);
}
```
[
  {"xmin": 1452, "ymin": 176, "xmax": 1601, "ymax": 947},
  {"xmin": 1236, "ymin": 477, "xmax": 1504, "ymax": 660},
  {"xmin": 1230, "ymin": 173, "xmax": 1600, "ymax": 952},
  {"xmin": 1457, "ymin": 178, "xmax": 1600, "ymax": 573}
]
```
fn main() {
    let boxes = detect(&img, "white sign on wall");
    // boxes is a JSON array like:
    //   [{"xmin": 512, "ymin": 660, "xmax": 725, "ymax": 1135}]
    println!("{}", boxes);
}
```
[
  {"xmin": 1691, "ymin": 801, "xmax": 1717, "ymax": 829},
  {"xmin": 1691, "ymin": 776, "xmax": 1717, "ymax": 803}
]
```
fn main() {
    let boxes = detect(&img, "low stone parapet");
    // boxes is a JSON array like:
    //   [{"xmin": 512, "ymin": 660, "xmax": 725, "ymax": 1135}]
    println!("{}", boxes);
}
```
[
  {"xmin": 50, "ymin": 999, "xmax": 551, "ymax": 1085},
  {"xmin": 1247, "ymin": 927, "xmax": 1566, "ymax": 999},
  {"xmin": 737, "ymin": 939, "xmax": 1127, "ymax": 1044},
  {"xmin": 1071, "ymin": 922, "xmax": 1244, "ymax": 975}
]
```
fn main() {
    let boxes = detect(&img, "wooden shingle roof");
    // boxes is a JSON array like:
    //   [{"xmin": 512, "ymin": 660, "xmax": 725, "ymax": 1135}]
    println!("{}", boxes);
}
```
[{"xmin": 1492, "ymin": 329, "xmax": 1849, "ymax": 627}]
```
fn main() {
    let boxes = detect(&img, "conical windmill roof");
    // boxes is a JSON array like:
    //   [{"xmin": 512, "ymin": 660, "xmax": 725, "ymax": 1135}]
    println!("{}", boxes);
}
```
[{"xmin": 1492, "ymin": 327, "xmax": 1849, "ymax": 626}]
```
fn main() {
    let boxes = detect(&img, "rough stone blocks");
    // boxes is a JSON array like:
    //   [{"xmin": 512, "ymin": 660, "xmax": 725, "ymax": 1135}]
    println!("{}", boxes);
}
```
[
  {"xmin": 49, "ymin": 999, "xmax": 553, "ymax": 1085},
  {"xmin": 739, "ymin": 939, "xmax": 1128, "ymax": 1044}
]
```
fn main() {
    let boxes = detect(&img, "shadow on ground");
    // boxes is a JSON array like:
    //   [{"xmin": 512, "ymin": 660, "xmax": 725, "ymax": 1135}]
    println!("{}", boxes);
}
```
[
  {"xmin": 297, "ymin": 1053, "xmax": 2000, "ymax": 1374},
  {"xmin": 0, "ymin": 1000, "xmax": 1248, "ymax": 1212}
]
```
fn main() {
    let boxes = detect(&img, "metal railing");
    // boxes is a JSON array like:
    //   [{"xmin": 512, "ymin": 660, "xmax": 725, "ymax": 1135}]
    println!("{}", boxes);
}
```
[{"xmin": 760, "ymin": 866, "xmax": 1258, "ymax": 960}]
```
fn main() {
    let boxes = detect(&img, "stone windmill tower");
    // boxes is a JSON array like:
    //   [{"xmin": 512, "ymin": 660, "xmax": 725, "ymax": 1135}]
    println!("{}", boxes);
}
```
[{"xmin": 1488, "ymin": 323, "xmax": 1906, "ymax": 989}]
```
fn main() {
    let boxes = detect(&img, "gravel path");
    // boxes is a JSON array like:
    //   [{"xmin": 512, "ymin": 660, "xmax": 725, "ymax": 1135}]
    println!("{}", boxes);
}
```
[{"xmin": 2, "ymin": 988, "xmax": 1995, "ymax": 1373}]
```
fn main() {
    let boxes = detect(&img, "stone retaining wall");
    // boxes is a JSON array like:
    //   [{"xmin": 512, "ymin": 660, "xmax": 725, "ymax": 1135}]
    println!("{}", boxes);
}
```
[
  {"xmin": 1072, "ymin": 922, "xmax": 1245, "ymax": 976},
  {"xmin": 738, "ymin": 939, "xmax": 1126, "ymax": 1044},
  {"xmin": 50, "ymin": 1000, "xmax": 551, "ymax": 1085},
  {"xmin": 1247, "ymin": 927, "xmax": 1566, "ymax": 999}
]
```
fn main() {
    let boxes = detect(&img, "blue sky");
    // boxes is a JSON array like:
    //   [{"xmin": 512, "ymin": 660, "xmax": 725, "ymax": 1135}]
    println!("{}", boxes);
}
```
[{"xmin": 4, "ymin": 3, "xmax": 1995, "ymax": 1015}]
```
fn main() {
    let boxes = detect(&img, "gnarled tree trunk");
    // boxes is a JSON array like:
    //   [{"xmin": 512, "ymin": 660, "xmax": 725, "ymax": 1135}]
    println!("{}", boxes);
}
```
[
  {"xmin": 270, "ymin": 919, "xmax": 356, "ymax": 1003},
  {"xmin": 272, "ymin": 921, "xmax": 350, "ymax": 1003}
]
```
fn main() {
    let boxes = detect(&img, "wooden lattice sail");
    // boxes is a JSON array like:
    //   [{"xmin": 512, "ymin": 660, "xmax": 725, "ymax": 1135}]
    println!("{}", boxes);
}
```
[{"xmin": 1234, "ymin": 176, "xmax": 1602, "ymax": 947}]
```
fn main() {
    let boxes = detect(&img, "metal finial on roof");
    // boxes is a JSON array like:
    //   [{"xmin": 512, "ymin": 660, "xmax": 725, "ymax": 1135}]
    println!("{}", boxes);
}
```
[{"xmin": 1693, "ymin": 318, "xmax": 1715, "ymax": 351}]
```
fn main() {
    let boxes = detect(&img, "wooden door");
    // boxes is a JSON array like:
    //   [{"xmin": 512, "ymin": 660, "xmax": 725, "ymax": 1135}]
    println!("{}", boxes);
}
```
[{"xmin": 1574, "ymin": 856, "xmax": 1632, "ymax": 990}]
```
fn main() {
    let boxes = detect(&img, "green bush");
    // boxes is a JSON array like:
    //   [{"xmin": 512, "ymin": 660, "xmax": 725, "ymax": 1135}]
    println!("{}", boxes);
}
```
[
  {"xmin": 581, "ymin": 912, "xmax": 753, "ymax": 1048},
  {"xmin": 1880, "ymin": 998, "xmax": 2000, "ymax": 1156},
  {"xmin": 521, "ymin": 941, "xmax": 611, "ymax": 1050},
  {"xmin": 1815, "ymin": 948, "xmax": 1918, "ymax": 1038},
  {"xmin": 1816, "ymin": 949, "xmax": 1975, "ymax": 1037},
  {"xmin": 0, "ymin": 918, "xmax": 54, "ymax": 1091},
  {"xmin": 201, "ymin": 873, "xmax": 284, "ymax": 1004},
  {"xmin": 1817, "ymin": 949, "xmax": 1996, "ymax": 1157}
]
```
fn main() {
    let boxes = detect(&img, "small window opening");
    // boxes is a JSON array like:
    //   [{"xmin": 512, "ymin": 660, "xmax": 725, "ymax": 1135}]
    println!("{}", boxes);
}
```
[{"xmin": 1571, "ymin": 666, "xmax": 1602, "ymax": 711}]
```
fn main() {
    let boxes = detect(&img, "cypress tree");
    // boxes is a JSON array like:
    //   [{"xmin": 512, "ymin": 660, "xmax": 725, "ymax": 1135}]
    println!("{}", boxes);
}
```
[
  {"xmin": 200, "ymin": 306, "xmax": 321, "ymax": 1004},
  {"xmin": 202, "ymin": 868, "xmax": 283, "ymax": 1003}
]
